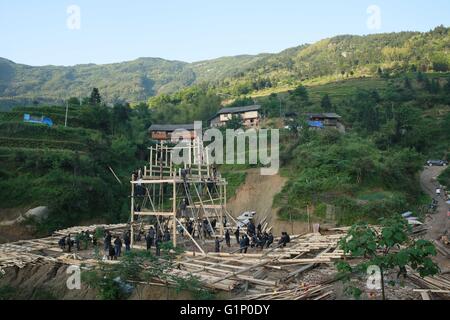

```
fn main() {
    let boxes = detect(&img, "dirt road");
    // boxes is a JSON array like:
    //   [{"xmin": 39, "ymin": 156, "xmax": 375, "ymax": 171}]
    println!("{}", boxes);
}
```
[{"xmin": 420, "ymin": 166, "xmax": 449, "ymax": 242}]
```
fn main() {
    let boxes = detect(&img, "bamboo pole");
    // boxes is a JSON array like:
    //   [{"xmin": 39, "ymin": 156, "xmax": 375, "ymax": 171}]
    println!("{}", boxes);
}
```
[
  {"xmin": 172, "ymin": 181, "xmax": 177, "ymax": 247},
  {"xmin": 130, "ymin": 174, "xmax": 135, "ymax": 248}
]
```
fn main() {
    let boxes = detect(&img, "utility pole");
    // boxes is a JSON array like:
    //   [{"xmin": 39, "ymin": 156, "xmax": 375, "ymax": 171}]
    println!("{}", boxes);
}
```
[
  {"xmin": 277, "ymin": 95, "xmax": 283, "ymax": 124},
  {"xmin": 65, "ymin": 101, "xmax": 69, "ymax": 127}
]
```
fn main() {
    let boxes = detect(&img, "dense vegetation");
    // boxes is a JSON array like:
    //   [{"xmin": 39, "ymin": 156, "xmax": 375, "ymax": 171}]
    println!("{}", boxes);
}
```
[
  {"xmin": 1, "ymin": 26, "xmax": 449, "ymax": 109},
  {"xmin": 274, "ymin": 72, "xmax": 450, "ymax": 225},
  {"xmin": 0, "ymin": 94, "xmax": 152, "ymax": 233}
]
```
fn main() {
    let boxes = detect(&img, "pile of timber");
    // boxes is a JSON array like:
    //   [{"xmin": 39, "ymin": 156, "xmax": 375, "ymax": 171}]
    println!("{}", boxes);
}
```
[
  {"xmin": 0, "ymin": 245, "xmax": 57, "ymax": 269},
  {"xmin": 236, "ymin": 284, "xmax": 334, "ymax": 300},
  {"xmin": 54, "ymin": 223, "xmax": 128, "ymax": 236},
  {"xmin": 176, "ymin": 232, "xmax": 346, "ymax": 295},
  {"xmin": 0, "ymin": 225, "xmax": 348, "ymax": 298},
  {"xmin": 407, "ymin": 272, "xmax": 450, "ymax": 292}
]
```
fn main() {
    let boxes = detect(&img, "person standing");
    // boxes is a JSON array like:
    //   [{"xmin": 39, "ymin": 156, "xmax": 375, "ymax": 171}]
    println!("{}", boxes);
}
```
[
  {"xmin": 146, "ymin": 227, "xmax": 155, "ymax": 250},
  {"xmin": 234, "ymin": 227, "xmax": 240, "ymax": 244},
  {"xmin": 114, "ymin": 236, "xmax": 122, "ymax": 258},
  {"xmin": 179, "ymin": 199, "xmax": 187, "ymax": 217},
  {"xmin": 225, "ymin": 229, "xmax": 231, "ymax": 247},
  {"xmin": 67, "ymin": 235, "xmax": 73, "ymax": 253},
  {"xmin": 215, "ymin": 237, "xmax": 223, "ymax": 253},
  {"xmin": 124, "ymin": 231, "xmax": 131, "ymax": 252},
  {"xmin": 155, "ymin": 237, "xmax": 161, "ymax": 256}
]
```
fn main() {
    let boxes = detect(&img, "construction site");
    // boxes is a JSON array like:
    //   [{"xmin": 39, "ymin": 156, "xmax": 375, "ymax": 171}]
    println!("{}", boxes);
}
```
[{"xmin": 1, "ymin": 138, "xmax": 449, "ymax": 301}]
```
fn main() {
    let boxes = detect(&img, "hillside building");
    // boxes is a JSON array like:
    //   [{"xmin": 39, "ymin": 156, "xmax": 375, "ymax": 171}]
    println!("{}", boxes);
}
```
[{"xmin": 210, "ymin": 105, "xmax": 261, "ymax": 128}]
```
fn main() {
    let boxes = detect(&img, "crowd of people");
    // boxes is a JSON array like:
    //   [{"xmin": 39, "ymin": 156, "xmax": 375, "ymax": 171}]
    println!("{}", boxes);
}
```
[
  {"xmin": 57, "ymin": 218, "xmax": 290, "ymax": 260},
  {"xmin": 58, "ymin": 230, "xmax": 97, "ymax": 253}
]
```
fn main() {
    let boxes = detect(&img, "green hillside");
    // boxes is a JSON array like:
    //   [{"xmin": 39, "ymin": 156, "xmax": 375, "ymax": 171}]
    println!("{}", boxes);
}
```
[
  {"xmin": 1, "ymin": 26, "xmax": 449, "ymax": 107},
  {"xmin": 0, "ymin": 102, "xmax": 149, "ymax": 233}
]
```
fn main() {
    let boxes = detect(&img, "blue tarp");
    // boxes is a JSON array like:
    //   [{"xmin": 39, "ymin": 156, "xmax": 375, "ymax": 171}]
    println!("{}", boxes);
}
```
[
  {"xmin": 308, "ymin": 120, "xmax": 324, "ymax": 129},
  {"xmin": 24, "ymin": 114, "xmax": 53, "ymax": 127}
]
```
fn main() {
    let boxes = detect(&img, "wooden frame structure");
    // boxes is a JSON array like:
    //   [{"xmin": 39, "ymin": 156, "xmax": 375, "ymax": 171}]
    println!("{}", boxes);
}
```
[{"xmin": 130, "ymin": 138, "xmax": 228, "ymax": 249}]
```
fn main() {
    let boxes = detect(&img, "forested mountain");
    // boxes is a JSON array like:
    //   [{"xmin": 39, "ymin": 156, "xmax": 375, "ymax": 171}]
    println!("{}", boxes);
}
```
[{"xmin": 1, "ymin": 26, "xmax": 449, "ymax": 107}]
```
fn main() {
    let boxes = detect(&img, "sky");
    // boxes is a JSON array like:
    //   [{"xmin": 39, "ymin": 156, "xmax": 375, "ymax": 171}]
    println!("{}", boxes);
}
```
[{"xmin": 0, "ymin": 0, "xmax": 449, "ymax": 66}]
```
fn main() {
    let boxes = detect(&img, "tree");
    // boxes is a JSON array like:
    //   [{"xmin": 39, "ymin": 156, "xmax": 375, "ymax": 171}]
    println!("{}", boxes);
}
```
[
  {"xmin": 403, "ymin": 77, "xmax": 412, "ymax": 90},
  {"xmin": 321, "ymin": 94, "xmax": 333, "ymax": 112},
  {"xmin": 445, "ymin": 79, "xmax": 450, "ymax": 94},
  {"xmin": 89, "ymin": 88, "xmax": 102, "ymax": 106},
  {"xmin": 226, "ymin": 115, "xmax": 244, "ymax": 130},
  {"xmin": 336, "ymin": 216, "xmax": 439, "ymax": 300},
  {"xmin": 429, "ymin": 78, "xmax": 441, "ymax": 94},
  {"xmin": 291, "ymin": 85, "xmax": 309, "ymax": 102},
  {"xmin": 67, "ymin": 97, "xmax": 80, "ymax": 107}
]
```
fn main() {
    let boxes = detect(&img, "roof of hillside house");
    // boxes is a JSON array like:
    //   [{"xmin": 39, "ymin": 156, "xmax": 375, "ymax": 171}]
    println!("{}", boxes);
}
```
[
  {"xmin": 306, "ymin": 113, "xmax": 342, "ymax": 119},
  {"xmin": 148, "ymin": 124, "xmax": 195, "ymax": 132},
  {"xmin": 216, "ymin": 105, "xmax": 261, "ymax": 115}
]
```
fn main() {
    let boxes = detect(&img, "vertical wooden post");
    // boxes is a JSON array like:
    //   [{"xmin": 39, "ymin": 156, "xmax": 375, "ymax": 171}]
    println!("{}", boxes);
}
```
[
  {"xmin": 219, "ymin": 183, "xmax": 224, "ymax": 237},
  {"xmin": 150, "ymin": 147, "xmax": 153, "ymax": 178},
  {"xmin": 130, "ymin": 174, "xmax": 135, "ymax": 248},
  {"xmin": 172, "ymin": 180, "xmax": 177, "ymax": 247},
  {"xmin": 206, "ymin": 147, "xmax": 210, "ymax": 177}
]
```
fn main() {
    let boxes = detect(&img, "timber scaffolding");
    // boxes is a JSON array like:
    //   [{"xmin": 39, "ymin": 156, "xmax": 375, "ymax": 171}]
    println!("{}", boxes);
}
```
[{"xmin": 130, "ymin": 138, "xmax": 234, "ymax": 251}]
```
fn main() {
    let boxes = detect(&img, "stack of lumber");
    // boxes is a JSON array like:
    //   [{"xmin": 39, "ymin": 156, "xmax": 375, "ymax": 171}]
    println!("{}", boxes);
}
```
[
  {"xmin": 0, "ymin": 246, "xmax": 56, "ymax": 269},
  {"xmin": 237, "ymin": 284, "xmax": 334, "ymax": 300},
  {"xmin": 54, "ymin": 223, "xmax": 128, "ymax": 236},
  {"xmin": 407, "ymin": 272, "xmax": 450, "ymax": 292},
  {"xmin": 176, "ymin": 232, "xmax": 346, "ymax": 297}
]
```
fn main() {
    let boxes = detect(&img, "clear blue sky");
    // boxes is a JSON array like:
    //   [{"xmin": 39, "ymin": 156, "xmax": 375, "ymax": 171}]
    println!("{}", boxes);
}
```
[{"xmin": 1, "ymin": 0, "xmax": 449, "ymax": 66}]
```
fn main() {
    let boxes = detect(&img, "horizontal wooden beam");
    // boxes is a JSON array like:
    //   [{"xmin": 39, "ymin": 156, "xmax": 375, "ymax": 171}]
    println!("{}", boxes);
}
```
[{"xmin": 134, "ymin": 211, "xmax": 175, "ymax": 217}]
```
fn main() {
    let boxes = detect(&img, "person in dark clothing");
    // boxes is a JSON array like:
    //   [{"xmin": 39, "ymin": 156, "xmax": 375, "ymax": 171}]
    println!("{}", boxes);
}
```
[
  {"xmin": 202, "ymin": 219, "xmax": 209, "ymax": 238},
  {"xmin": 257, "ymin": 223, "xmax": 262, "ymax": 234},
  {"xmin": 214, "ymin": 237, "xmax": 223, "ymax": 253},
  {"xmin": 104, "ymin": 231, "xmax": 112, "ymax": 252},
  {"xmin": 225, "ymin": 229, "xmax": 231, "ymax": 247},
  {"xmin": 247, "ymin": 221, "xmax": 256, "ymax": 236},
  {"xmin": 187, "ymin": 220, "xmax": 193, "ymax": 236},
  {"xmin": 58, "ymin": 237, "xmax": 66, "ymax": 250},
  {"xmin": 285, "ymin": 233, "xmax": 291, "ymax": 244},
  {"xmin": 278, "ymin": 232, "xmax": 291, "ymax": 247},
  {"xmin": 251, "ymin": 234, "xmax": 258, "ymax": 248},
  {"xmin": 155, "ymin": 237, "xmax": 161, "ymax": 256},
  {"xmin": 146, "ymin": 227, "xmax": 155, "ymax": 250},
  {"xmin": 239, "ymin": 236, "xmax": 246, "ymax": 254},
  {"xmin": 266, "ymin": 232, "xmax": 274, "ymax": 248},
  {"xmin": 179, "ymin": 199, "xmax": 187, "ymax": 217},
  {"xmin": 260, "ymin": 232, "xmax": 268, "ymax": 248},
  {"xmin": 244, "ymin": 235, "xmax": 250, "ymax": 253},
  {"xmin": 124, "ymin": 232, "xmax": 131, "ymax": 252},
  {"xmin": 109, "ymin": 245, "xmax": 116, "ymax": 260},
  {"xmin": 163, "ymin": 228, "xmax": 171, "ymax": 242},
  {"xmin": 234, "ymin": 227, "xmax": 240, "ymax": 244},
  {"xmin": 67, "ymin": 235, "xmax": 73, "ymax": 253},
  {"xmin": 136, "ymin": 230, "xmax": 142, "ymax": 242},
  {"xmin": 74, "ymin": 234, "xmax": 81, "ymax": 251},
  {"xmin": 114, "ymin": 236, "xmax": 122, "ymax": 257},
  {"xmin": 181, "ymin": 168, "xmax": 188, "ymax": 183},
  {"xmin": 211, "ymin": 219, "xmax": 217, "ymax": 231}
]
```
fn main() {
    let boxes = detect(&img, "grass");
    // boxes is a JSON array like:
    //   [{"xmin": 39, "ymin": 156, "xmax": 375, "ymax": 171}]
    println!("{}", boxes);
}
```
[{"xmin": 221, "ymin": 169, "xmax": 247, "ymax": 200}]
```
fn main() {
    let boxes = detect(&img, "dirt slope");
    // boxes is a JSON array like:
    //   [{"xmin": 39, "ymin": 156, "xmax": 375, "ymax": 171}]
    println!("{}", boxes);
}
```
[{"xmin": 226, "ymin": 169, "xmax": 310, "ymax": 235}]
